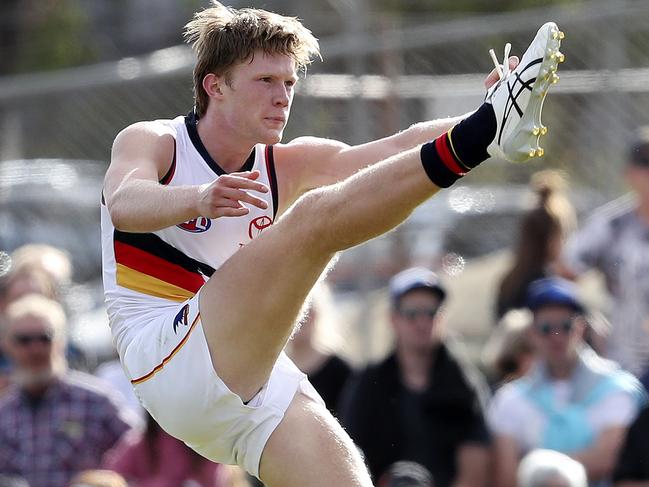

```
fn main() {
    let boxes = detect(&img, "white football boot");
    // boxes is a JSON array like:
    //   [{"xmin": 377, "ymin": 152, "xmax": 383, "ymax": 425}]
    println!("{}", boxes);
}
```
[{"xmin": 486, "ymin": 22, "xmax": 565, "ymax": 162}]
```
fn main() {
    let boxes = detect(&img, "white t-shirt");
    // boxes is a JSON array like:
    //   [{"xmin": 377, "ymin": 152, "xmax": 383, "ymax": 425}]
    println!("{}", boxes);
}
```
[{"xmin": 488, "ymin": 379, "xmax": 637, "ymax": 453}]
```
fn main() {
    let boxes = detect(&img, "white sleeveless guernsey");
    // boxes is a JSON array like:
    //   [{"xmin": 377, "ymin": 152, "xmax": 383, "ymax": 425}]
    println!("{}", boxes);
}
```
[{"xmin": 101, "ymin": 113, "xmax": 278, "ymax": 352}]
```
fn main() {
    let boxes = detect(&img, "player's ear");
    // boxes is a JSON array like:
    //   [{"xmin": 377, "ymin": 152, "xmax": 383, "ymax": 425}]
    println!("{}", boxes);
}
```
[{"xmin": 203, "ymin": 73, "xmax": 225, "ymax": 99}]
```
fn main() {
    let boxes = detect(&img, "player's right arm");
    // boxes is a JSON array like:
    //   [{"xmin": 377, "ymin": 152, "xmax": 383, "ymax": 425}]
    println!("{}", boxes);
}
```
[{"xmin": 104, "ymin": 121, "xmax": 269, "ymax": 233}]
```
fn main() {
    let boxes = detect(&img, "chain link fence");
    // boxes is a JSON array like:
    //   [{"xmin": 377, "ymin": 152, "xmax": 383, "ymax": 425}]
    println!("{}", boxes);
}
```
[
  {"xmin": 2, "ymin": 1, "xmax": 648, "ymax": 191},
  {"xmin": 2, "ymin": 0, "xmax": 649, "ymax": 361}
]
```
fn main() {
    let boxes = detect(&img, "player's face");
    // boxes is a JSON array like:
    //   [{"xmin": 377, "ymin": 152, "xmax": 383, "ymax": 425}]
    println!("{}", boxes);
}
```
[
  {"xmin": 219, "ymin": 51, "xmax": 298, "ymax": 145},
  {"xmin": 392, "ymin": 289, "xmax": 443, "ymax": 353}
]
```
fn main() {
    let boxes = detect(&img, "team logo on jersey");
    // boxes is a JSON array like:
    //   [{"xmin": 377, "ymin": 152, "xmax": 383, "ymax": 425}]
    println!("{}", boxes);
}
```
[
  {"xmin": 172, "ymin": 304, "xmax": 190, "ymax": 334},
  {"xmin": 177, "ymin": 217, "xmax": 212, "ymax": 233},
  {"xmin": 248, "ymin": 215, "xmax": 273, "ymax": 239}
]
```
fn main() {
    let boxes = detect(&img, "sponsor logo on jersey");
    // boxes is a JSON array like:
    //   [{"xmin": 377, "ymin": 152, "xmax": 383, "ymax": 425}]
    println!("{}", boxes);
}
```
[
  {"xmin": 177, "ymin": 217, "xmax": 212, "ymax": 233},
  {"xmin": 172, "ymin": 304, "xmax": 190, "ymax": 334},
  {"xmin": 248, "ymin": 215, "xmax": 273, "ymax": 239}
]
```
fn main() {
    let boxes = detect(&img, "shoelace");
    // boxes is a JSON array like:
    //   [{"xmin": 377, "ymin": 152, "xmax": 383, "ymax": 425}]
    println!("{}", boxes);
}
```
[{"xmin": 488, "ymin": 42, "xmax": 512, "ymax": 81}]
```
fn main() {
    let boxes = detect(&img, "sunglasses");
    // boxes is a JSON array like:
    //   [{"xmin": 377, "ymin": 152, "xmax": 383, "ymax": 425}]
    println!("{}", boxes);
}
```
[
  {"xmin": 398, "ymin": 307, "xmax": 439, "ymax": 321},
  {"xmin": 534, "ymin": 319, "xmax": 574, "ymax": 337},
  {"xmin": 12, "ymin": 333, "xmax": 54, "ymax": 346}
]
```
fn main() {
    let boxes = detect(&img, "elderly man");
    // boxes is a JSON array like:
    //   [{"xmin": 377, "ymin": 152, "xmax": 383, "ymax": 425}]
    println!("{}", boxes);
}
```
[
  {"xmin": 0, "ymin": 294, "xmax": 136, "ymax": 487},
  {"xmin": 341, "ymin": 267, "xmax": 491, "ymax": 487},
  {"xmin": 489, "ymin": 277, "xmax": 646, "ymax": 487}
]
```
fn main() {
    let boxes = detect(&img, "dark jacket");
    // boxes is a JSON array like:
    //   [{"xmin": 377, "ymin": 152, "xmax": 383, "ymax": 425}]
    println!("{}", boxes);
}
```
[{"xmin": 340, "ymin": 343, "xmax": 490, "ymax": 487}]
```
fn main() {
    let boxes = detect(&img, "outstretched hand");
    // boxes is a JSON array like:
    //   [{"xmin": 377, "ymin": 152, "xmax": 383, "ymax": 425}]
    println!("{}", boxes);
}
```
[
  {"xmin": 197, "ymin": 170, "xmax": 270, "ymax": 218},
  {"xmin": 484, "ymin": 56, "xmax": 519, "ymax": 89}
]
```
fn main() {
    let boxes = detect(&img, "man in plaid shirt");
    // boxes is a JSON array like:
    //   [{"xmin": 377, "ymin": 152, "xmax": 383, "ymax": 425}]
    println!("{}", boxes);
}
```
[{"xmin": 0, "ymin": 294, "xmax": 135, "ymax": 487}]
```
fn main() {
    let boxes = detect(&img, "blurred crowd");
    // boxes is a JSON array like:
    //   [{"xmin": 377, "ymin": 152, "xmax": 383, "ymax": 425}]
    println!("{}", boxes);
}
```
[{"xmin": 1, "ymin": 129, "xmax": 649, "ymax": 487}]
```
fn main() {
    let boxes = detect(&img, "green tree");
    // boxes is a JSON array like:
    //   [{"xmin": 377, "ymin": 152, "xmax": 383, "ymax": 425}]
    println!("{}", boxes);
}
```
[{"xmin": 13, "ymin": 0, "xmax": 97, "ymax": 73}]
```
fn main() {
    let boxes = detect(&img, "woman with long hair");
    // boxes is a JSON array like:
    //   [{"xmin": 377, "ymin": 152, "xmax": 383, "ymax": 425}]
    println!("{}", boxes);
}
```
[{"xmin": 496, "ymin": 170, "xmax": 576, "ymax": 319}]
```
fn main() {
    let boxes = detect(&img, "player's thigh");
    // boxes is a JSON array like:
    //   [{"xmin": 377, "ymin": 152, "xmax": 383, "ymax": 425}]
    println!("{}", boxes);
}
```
[
  {"xmin": 259, "ymin": 392, "xmax": 373, "ymax": 487},
  {"xmin": 198, "ymin": 220, "xmax": 334, "ymax": 399}
]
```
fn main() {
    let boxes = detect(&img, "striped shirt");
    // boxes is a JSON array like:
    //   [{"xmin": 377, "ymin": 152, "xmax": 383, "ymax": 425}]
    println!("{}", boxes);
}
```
[{"xmin": 564, "ymin": 195, "xmax": 649, "ymax": 375}]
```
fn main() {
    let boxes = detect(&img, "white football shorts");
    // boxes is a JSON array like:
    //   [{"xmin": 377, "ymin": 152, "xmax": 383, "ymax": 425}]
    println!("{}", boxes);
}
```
[{"xmin": 117, "ymin": 291, "xmax": 323, "ymax": 478}]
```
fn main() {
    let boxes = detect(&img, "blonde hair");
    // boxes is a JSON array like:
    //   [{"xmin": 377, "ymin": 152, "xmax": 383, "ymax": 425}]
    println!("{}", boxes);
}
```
[
  {"xmin": 4, "ymin": 294, "xmax": 67, "ymax": 342},
  {"xmin": 11, "ymin": 244, "xmax": 72, "ymax": 286},
  {"xmin": 184, "ymin": 1, "xmax": 320, "ymax": 117}
]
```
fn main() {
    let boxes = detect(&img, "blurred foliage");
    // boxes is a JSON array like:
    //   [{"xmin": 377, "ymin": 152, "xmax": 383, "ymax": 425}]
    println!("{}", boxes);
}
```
[
  {"xmin": 376, "ymin": 0, "xmax": 585, "ymax": 14},
  {"xmin": 6, "ymin": 0, "xmax": 97, "ymax": 74}
]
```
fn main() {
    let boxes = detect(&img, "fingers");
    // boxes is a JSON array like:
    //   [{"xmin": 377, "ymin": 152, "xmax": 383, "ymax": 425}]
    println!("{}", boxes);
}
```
[
  {"xmin": 220, "ymin": 187, "xmax": 269, "ymax": 210},
  {"xmin": 217, "ymin": 207, "xmax": 251, "ymax": 217},
  {"xmin": 198, "ymin": 171, "xmax": 271, "ymax": 218},
  {"xmin": 483, "ymin": 56, "xmax": 521, "ymax": 89},
  {"xmin": 484, "ymin": 69, "xmax": 501, "ymax": 89},
  {"xmin": 508, "ymin": 55, "xmax": 520, "ymax": 70},
  {"xmin": 217, "ymin": 174, "xmax": 269, "ymax": 210},
  {"xmin": 220, "ymin": 171, "xmax": 269, "ymax": 195}
]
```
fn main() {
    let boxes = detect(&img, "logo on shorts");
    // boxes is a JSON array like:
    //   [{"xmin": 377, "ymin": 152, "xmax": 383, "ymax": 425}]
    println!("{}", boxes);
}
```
[
  {"xmin": 177, "ymin": 217, "xmax": 212, "ymax": 233},
  {"xmin": 173, "ymin": 304, "xmax": 190, "ymax": 334},
  {"xmin": 248, "ymin": 215, "xmax": 273, "ymax": 239}
]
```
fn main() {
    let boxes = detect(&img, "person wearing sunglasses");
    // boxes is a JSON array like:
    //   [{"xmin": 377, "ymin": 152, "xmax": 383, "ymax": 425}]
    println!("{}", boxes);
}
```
[
  {"xmin": 341, "ymin": 267, "xmax": 490, "ymax": 487},
  {"xmin": 488, "ymin": 277, "xmax": 646, "ymax": 487},
  {"xmin": 0, "ymin": 294, "xmax": 137, "ymax": 487}
]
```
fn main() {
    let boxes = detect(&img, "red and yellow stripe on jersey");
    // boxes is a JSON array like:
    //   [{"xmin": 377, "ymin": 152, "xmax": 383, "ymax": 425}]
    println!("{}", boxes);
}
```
[{"xmin": 113, "ymin": 230, "xmax": 215, "ymax": 302}]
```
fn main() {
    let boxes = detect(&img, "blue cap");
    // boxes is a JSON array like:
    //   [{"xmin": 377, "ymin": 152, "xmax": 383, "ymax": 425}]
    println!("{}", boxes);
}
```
[
  {"xmin": 526, "ymin": 277, "xmax": 584, "ymax": 313},
  {"xmin": 389, "ymin": 267, "xmax": 446, "ymax": 306}
]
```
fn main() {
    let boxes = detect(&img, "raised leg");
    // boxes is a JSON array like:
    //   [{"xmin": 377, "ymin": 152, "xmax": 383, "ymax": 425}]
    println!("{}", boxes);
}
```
[{"xmin": 198, "ymin": 146, "xmax": 436, "ymax": 400}]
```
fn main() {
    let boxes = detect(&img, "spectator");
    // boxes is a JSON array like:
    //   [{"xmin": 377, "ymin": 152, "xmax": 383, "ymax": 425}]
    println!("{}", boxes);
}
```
[
  {"xmin": 103, "ymin": 412, "xmax": 227, "ymax": 487},
  {"xmin": 496, "ymin": 170, "xmax": 576, "ymax": 319},
  {"xmin": 613, "ymin": 405, "xmax": 649, "ymax": 486},
  {"xmin": 481, "ymin": 308, "xmax": 535, "ymax": 388},
  {"xmin": 0, "ymin": 349, "xmax": 11, "ymax": 398},
  {"xmin": 68, "ymin": 470, "xmax": 127, "ymax": 487},
  {"xmin": 489, "ymin": 277, "xmax": 645, "ymax": 487},
  {"xmin": 0, "ymin": 294, "xmax": 135, "ymax": 487},
  {"xmin": 518, "ymin": 449, "xmax": 587, "ymax": 487},
  {"xmin": 286, "ymin": 282, "xmax": 352, "ymax": 414},
  {"xmin": 0, "ymin": 244, "xmax": 71, "ymax": 312},
  {"xmin": 341, "ymin": 267, "xmax": 491, "ymax": 487},
  {"xmin": 560, "ymin": 127, "xmax": 649, "ymax": 376},
  {"xmin": 0, "ymin": 244, "xmax": 89, "ymax": 372},
  {"xmin": 378, "ymin": 461, "xmax": 434, "ymax": 487}
]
